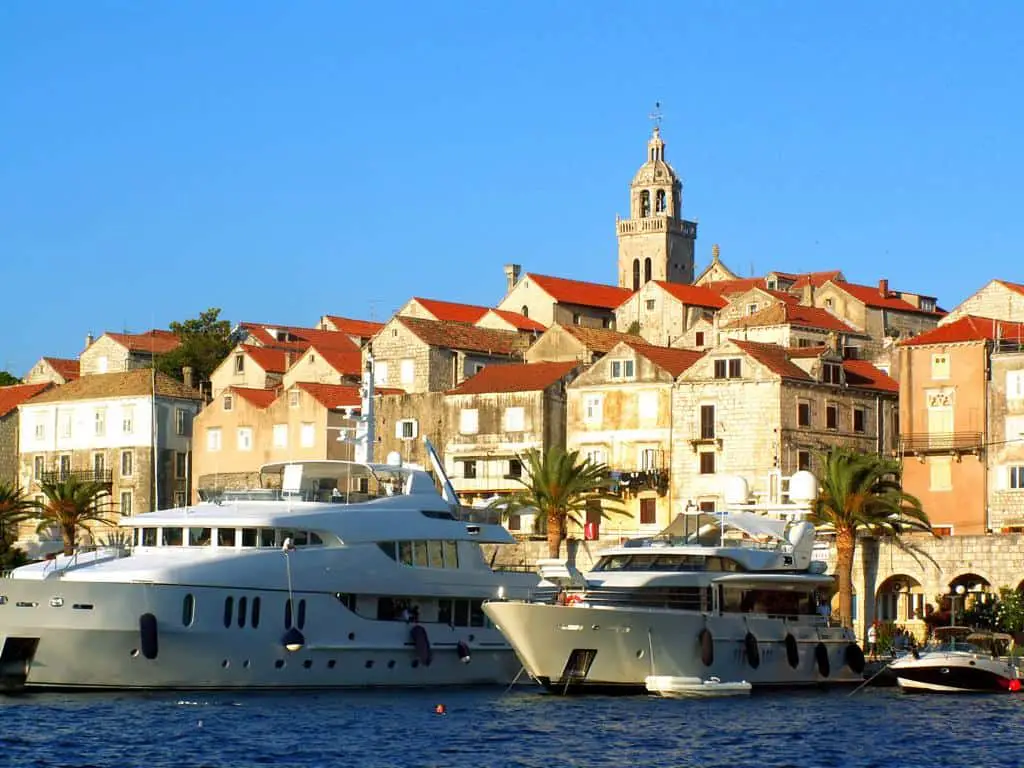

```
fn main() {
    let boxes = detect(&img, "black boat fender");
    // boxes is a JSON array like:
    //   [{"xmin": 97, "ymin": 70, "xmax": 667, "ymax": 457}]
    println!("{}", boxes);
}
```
[
  {"xmin": 139, "ymin": 613, "xmax": 159, "ymax": 660},
  {"xmin": 457, "ymin": 640, "xmax": 471, "ymax": 664},
  {"xmin": 815, "ymin": 642, "xmax": 830, "ymax": 677},
  {"xmin": 410, "ymin": 624, "xmax": 433, "ymax": 666},
  {"xmin": 845, "ymin": 643, "xmax": 866, "ymax": 674},
  {"xmin": 744, "ymin": 632, "xmax": 760, "ymax": 669},
  {"xmin": 698, "ymin": 627, "xmax": 714, "ymax": 667},
  {"xmin": 784, "ymin": 633, "xmax": 800, "ymax": 669}
]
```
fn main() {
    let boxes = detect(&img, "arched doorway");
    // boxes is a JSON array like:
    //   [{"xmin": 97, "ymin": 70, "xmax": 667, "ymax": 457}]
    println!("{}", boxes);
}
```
[{"xmin": 875, "ymin": 575, "xmax": 925, "ymax": 624}]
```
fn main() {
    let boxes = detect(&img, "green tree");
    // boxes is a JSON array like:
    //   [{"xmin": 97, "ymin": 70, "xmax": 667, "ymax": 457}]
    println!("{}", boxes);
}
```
[
  {"xmin": 35, "ymin": 476, "xmax": 115, "ymax": 556},
  {"xmin": 498, "ymin": 446, "xmax": 623, "ymax": 558},
  {"xmin": 810, "ymin": 447, "xmax": 932, "ymax": 629},
  {"xmin": 0, "ymin": 371, "xmax": 20, "ymax": 386},
  {"xmin": 994, "ymin": 588, "xmax": 1024, "ymax": 634},
  {"xmin": 154, "ymin": 307, "xmax": 234, "ymax": 385},
  {"xmin": 0, "ymin": 481, "xmax": 35, "ymax": 567}
]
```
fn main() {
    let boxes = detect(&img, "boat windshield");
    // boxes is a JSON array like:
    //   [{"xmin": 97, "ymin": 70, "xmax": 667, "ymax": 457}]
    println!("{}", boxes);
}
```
[
  {"xmin": 199, "ymin": 462, "xmax": 413, "ymax": 504},
  {"xmin": 928, "ymin": 628, "xmax": 1013, "ymax": 656}
]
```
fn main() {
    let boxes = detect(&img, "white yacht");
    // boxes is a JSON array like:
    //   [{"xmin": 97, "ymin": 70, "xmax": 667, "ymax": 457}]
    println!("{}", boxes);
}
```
[
  {"xmin": 484, "ymin": 471, "xmax": 865, "ymax": 693},
  {"xmin": 890, "ymin": 627, "xmax": 1021, "ymax": 693},
  {"xmin": 0, "ymin": 449, "xmax": 538, "ymax": 691}
]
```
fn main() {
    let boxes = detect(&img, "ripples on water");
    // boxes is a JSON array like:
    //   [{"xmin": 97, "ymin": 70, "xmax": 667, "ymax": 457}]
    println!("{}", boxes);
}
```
[{"xmin": 1, "ymin": 687, "xmax": 1023, "ymax": 768}]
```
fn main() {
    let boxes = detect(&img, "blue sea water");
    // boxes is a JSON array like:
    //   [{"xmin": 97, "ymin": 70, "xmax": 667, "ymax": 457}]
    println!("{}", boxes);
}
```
[{"xmin": 1, "ymin": 686, "xmax": 1022, "ymax": 768}]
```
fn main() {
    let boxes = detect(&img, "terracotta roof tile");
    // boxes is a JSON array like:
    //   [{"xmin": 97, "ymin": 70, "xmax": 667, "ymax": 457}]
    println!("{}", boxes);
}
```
[
  {"xmin": 703, "ymin": 277, "xmax": 767, "ymax": 295},
  {"xmin": 105, "ymin": 329, "xmax": 181, "ymax": 354},
  {"xmin": 296, "ymin": 382, "xmax": 363, "ymax": 409},
  {"xmin": 997, "ymin": 279, "xmax": 1024, "ymax": 298},
  {"xmin": 842, "ymin": 360, "xmax": 898, "ymax": 393},
  {"xmin": 228, "ymin": 387, "xmax": 278, "ymax": 409},
  {"xmin": 240, "ymin": 344, "xmax": 290, "ymax": 374},
  {"xmin": 23, "ymin": 369, "xmax": 202, "ymax": 404},
  {"xmin": 323, "ymin": 316, "xmax": 385, "ymax": 339},
  {"xmin": 790, "ymin": 270, "xmax": 844, "ymax": 289},
  {"xmin": 526, "ymin": 273, "xmax": 633, "ymax": 309},
  {"xmin": 397, "ymin": 317, "xmax": 526, "ymax": 356},
  {"xmin": 560, "ymin": 324, "xmax": 644, "ymax": 354},
  {"xmin": 447, "ymin": 361, "xmax": 579, "ymax": 395},
  {"xmin": 650, "ymin": 281, "xmax": 727, "ymax": 309},
  {"xmin": 0, "ymin": 383, "xmax": 52, "ymax": 417},
  {"xmin": 832, "ymin": 281, "xmax": 943, "ymax": 316},
  {"xmin": 42, "ymin": 357, "xmax": 80, "ymax": 381},
  {"xmin": 411, "ymin": 298, "xmax": 490, "ymax": 324},
  {"xmin": 722, "ymin": 302, "xmax": 860, "ymax": 334},
  {"xmin": 899, "ymin": 315, "xmax": 1024, "ymax": 347},
  {"xmin": 623, "ymin": 341, "xmax": 704, "ymax": 377},
  {"xmin": 731, "ymin": 340, "xmax": 813, "ymax": 381},
  {"xmin": 312, "ymin": 347, "xmax": 363, "ymax": 377},
  {"xmin": 483, "ymin": 309, "xmax": 548, "ymax": 332},
  {"xmin": 239, "ymin": 323, "xmax": 359, "ymax": 352}
]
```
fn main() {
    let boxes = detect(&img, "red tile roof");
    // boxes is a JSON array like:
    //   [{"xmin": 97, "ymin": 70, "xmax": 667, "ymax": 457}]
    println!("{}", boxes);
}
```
[
  {"xmin": 323, "ymin": 316, "xmax": 385, "ymax": 339},
  {"xmin": 228, "ymin": 386, "xmax": 278, "ymax": 409},
  {"xmin": 650, "ymin": 281, "xmax": 727, "ymax": 309},
  {"xmin": 483, "ymin": 309, "xmax": 548, "ymax": 332},
  {"xmin": 703, "ymin": 277, "xmax": 767, "ymax": 295},
  {"xmin": 790, "ymin": 271, "xmax": 844, "ymax": 289},
  {"xmin": 240, "ymin": 344, "xmax": 290, "ymax": 374},
  {"xmin": 397, "ymin": 317, "xmax": 526, "ymax": 356},
  {"xmin": 831, "ymin": 281, "xmax": 942, "ymax": 316},
  {"xmin": 42, "ymin": 357, "xmax": 80, "ymax": 381},
  {"xmin": 722, "ymin": 302, "xmax": 859, "ymax": 334},
  {"xmin": 447, "ymin": 361, "xmax": 579, "ymax": 395},
  {"xmin": 526, "ymin": 273, "xmax": 633, "ymax": 309},
  {"xmin": 239, "ymin": 323, "xmax": 359, "ymax": 352},
  {"xmin": 312, "ymin": 346, "xmax": 363, "ymax": 377},
  {"xmin": 997, "ymin": 280, "xmax": 1024, "ymax": 298},
  {"xmin": 623, "ymin": 341, "xmax": 704, "ymax": 377},
  {"xmin": 843, "ymin": 360, "xmax": 898, "ymax": 393},
  {"xmin": 296, "ymin": 382, "xmax": 363, "ymax": 409},
  {"xmin": 731, "ymin": 340, "xmax": 813, "ymax": 381},
  {"xmin": 411, "ymin": 298, "xmax": 490, "ymax": 324},
  {"xmin": 559, "ymin": 324, "xmax": 644, "ymax": 354},
  {"xmin": 0, "ymin": 383, "xmax": 52, "ymax": 418},
  {"xmin": 105, "ymin": 329, "xmax": 181, "ymax": 354},
  {"xmin": 899, "ymin": 315, "xmax": 1024, "ymax": 347},
  {"xmin": 24, "ymin": 370, "xmax": 202, "ymax": 403}
]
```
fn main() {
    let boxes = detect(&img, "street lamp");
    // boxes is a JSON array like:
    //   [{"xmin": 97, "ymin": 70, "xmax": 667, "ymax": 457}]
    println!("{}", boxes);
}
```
[{"xmin": 950, "ymin": 584, "xmax": 966, "ymax": 628}]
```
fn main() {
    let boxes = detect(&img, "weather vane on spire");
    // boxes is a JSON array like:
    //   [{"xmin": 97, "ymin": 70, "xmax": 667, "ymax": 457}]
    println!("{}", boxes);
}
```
[{"xmin": 648, "ymin": 101, "xmax": 663, "ymax": 130}]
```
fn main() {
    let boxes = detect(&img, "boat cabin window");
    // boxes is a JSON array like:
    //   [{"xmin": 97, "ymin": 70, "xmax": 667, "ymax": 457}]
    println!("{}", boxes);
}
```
[
  {"xmin": 162, "ymin": 527, "xmax": 183, "ymax": 546},
  {"xmin": 721, "ymin": 587, "xmax": 815, "ymax": 617},
  {"xmin": 189, "ymin": 528, "xmax": 212, "ymax": 547},
  {"xmin": 592, "ymin": 553, "xmax": 746, "ymax": 572},
  {"xmin": 217, "ymin": 527, "xmax": 236, "ymax": 547},
  {"xmin": 241, "ymin": 528, "xmax": 258, "ymax": 547},
  {"xmin": 132, "ymin": 525, "xmax": 328, "ymax": 548},
  {"xmin": 142, "ymin": 528, "xmax": 157, "ymax": 547},
  {"xmin": 390, "ymin": 540, "xmax": 461, "ymax": 569}
]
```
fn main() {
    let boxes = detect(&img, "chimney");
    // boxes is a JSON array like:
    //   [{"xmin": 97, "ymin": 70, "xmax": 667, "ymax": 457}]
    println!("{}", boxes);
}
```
[
  {"xmin": 801, "ymin": 283, "xmax": 814, "ymax": 307},
  {"xmin": 878, "ymin": 278, "xmax": 889, "ymax": 297},
  {"xmin": 182, "ymin": 366, "xmax": 194, "ymax": 389},
  {"xmin": 85, "ymin": 333, "xmax": 95, "ymax": 348},
  {"xmin": 504, "ymin": 263, "xmax": 522, "ymax": 293}
]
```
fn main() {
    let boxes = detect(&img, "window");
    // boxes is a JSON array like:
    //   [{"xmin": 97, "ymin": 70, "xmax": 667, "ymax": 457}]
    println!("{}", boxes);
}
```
[
  {"xmin": 288, "ymin": 390, "xmax": 300, "ymax": 408},
  {"xmin": 929, "ymin": 457, "xmax": 952, "ymax": 492},
  {"xmin": 584, "ymin": 447, "xmax": 606, "ymax": 466},
  {"xmin": 521, "ymin": 305, "xmax": 529, "ymax": 318},
  {"xmin": 33, "ymin": 455, "xmax": 43, "ymax": 479},
  {"xmin": 747, "ymin": 303, "xmax": 759, "ymax": 316},
  {"xmin": 572, "ymin": 313, "xmax": 581, "ymax": 326},
  {"xmin": 699, "ymin": 451, "xmax": 716, "ymax": 474},
  {"xmin": 797, "ymin": 401, "xmax": 811, "ymax": 427},
  {"xmin": 34, "ymin": 419, "xmax": 45, "ymax": 440},
  {"xmin": 471, "ymin": 362, "xmax": 486, "ymax": 376},
  {"xmin": 797, "ymin": 451, "xmax": 811, "ymax": 472},
  {"xmin": 122, "ymin": 406, "xmax": 134, "ymax": 435},
  {"xmin": 645, "ymin": 299, "xmax": 656, "ymax": 311},
  {"xmin": 395, "ymin": 419, "xmax": 418, "ymax": 440},
  {"xmin": 508, "ymin": 458, "xmax": 522, "ymax": 478},
  {"xmin": 729, "ymin": 359, "xmax": 741, "ymax": 378},
  {"xmin": 375, "ymin": 362, "xmax": 389, "ymax": 385},
  {"xmin": 1007, "ymin": 371, "xmax": 1024, "ymax": 400},
  {"xmin": 700, "ymin": 405, "xmax": 715, "ymax": 439},
  {"xmin": 714, "ymin": 359, "xmax": 742, "ymax": 379},
  {"xmin": 1010, "ymin": 466, "xmax": 1024, "ymax": 490},
  {"xmin": 272, "ymin": 424, "xmax": 288, "ymax": 448},
  {"xmin": 120, "ymin": 491, "xmax": 132, "ymax": 516},
  {"xmin": 463, "ymin": 460, "xmax": 477, "ymax": 479},
  {"xmin": 584, "ymin": 395, "xmax": 603, "ymax": 425},
  {"xmin": 639, "ymin": 448, "xmax": 658, "ymax": 469},
  {"xmin": 93, "ymin": 452, "xmax": 105, "ymax": 475},
  {"xmin": 58, "ymin": 411, "xmax": 72, "ymax": 439},
  {"xmin": 824, "ymin": 298, "xmax": 834, "ymax": 309},
  {"xmin": 400, "ymin": 359, "xmax": 415, "ymax": 385},
  {"xmin": 175, "ymin": 408, "xmax": 187, "ymax": 436},
  {"xmin": 300, "ymin": 422, "xmax": 315, "ymax": 448},
  {"xmin": 638, "ymin": 391, "xmax": 658, "ymax": 422},
  {"xmin": 504, "ymin": 407, "xmax": 525, "ymax": 432},
  {"xmin": 234, "ymin": 354, "xmax": 245, "ymax": 373},
  {"xmin": 459, "ymin": 409, "xmax": 479, "ymax": 435},
  {"xmin": 94, "ymin": 409, "xmax": 106, "ymax": 437},
  {"xmin": 853, "ymin": 408, "xmax": 866, "ymax": 434},
  {"xmin": 237, "ymin": 427, "xmax": 253, "ymax": 451},
  {"xmin": 610, "ymin": 359, "xmax": 635, "ymax": 380},
  {"xmin": 822, "ymin": 363, "xmax": 841, "ymax": 384},
  {"xmin": 121, "ymin": 450, "xmax": 134, "ymax": 477},
  {"xmin": 931, "ymin": 353, "xmax": 950, "ymax": 380},
  {"xmin": 640, "ymin": 498, "xmax": 656, "ymax": 526},
  {"xmin": 206, "ymin": 428, "xmax": 222, "ymax": 452},
  {"xmin": 826, "ymin": 404, "xmax": 838, "ymax": 430},
  {"xmin": 175, "ymin": 452, "xmax": 187, "ymax": 479},
  {"xmin": 695, "ymin": 332, "xmax": 705, "ymax": 346},
  {"xmin": 59, "ymin": 454, "xmax": 71, "ymax": 477},
  {"xmin": 223, "ymin": 395, "xmax": 233, "ymax": 411}
]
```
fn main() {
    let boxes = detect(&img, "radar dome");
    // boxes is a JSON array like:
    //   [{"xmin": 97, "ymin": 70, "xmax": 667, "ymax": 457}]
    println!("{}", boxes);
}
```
[
  {"xmin": 788, "ymin": 471, "xmax": 818, "ymax": 504},
  {"xmin": 386, "ymin": 451, "xmax": 403, "ymax": 467},
  {"xmin": 722, "ymin": 475, "xmax": 749, "ymax": 505}
]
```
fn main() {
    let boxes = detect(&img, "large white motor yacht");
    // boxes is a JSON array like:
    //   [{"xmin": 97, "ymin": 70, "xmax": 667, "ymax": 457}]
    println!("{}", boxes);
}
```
[
  {"xmin": 484, "ymin": 471, "xmax": 865, "ymax": 693},
  {"xmin": 0, "ymin": 448, "xmax": 537, "ymax": 690}
]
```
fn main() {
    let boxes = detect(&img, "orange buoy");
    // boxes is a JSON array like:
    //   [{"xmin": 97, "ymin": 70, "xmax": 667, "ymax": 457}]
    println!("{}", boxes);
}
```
[{"xmin": 435, "ymin": 703, "xmax": 447, "ymax": 714}]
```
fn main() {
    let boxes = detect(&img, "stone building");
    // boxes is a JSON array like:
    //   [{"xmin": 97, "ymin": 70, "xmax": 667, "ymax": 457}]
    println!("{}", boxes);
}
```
[
  {"xmin": 720, "ymin": 301, "xmax": 870, "ymax": 355},
  {"xmin": 209, "ymin": 344, "xmax": 291, "ymax": 397},
  {"xmin": 79, "ymin": 330, "xmax": 180, "ymax": 376},
  {"xmin": 988, "ymin": 341, "xmax": 1024, "ymax": 531},
  {"xmin": 497, "ymin": 271, "xmax": 632, "ymax": 330},
  {"xmin": 16, "ymin": 370, "xmax": 202, "ymax": 552},
  {"xmin": 525, "ymin": 324, "xmax": 640, "ymax": 365},
  {"xmin": 23, "ymin": 357, "xmax": 80, "ymax": 386},
  {"xmin": 318, "ymin": 315, "xmax": 385, "ymax": 347},
  {"xmin": 615, "ymin": 126, "xmax": 697, "ymax": 290},
  {"xmin": 281, "ymin": 344, "xmax": 362, "ymax": 389},
  {"xmin": 397, "ymin": 297, "xmax": 489, "ymax": 324},
  {"xmin": 613, "ymin": 280, "xmax": 725, "ymax": 347},
  {"xmin": 0, "ymin": 383, "xmax": 52, "ymax": 486},
  {"xmin": 443, "ymin": 361, "xmax": 579, "ymax": 516},
  {"xmin": 566, "ymin": 341, "xmax": 702, "ymax": 538},
  {"xmin": 939, "ymin": 279, "xmax": 1024, "ymax": 325}
]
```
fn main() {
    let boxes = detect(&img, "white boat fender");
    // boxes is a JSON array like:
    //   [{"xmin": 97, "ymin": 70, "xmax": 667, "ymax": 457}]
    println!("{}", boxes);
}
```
[
  {"xmin": 815, "ymin": 642, "xmax": 830, "ymax": 677},
  {"xmin": 698, "ymin": 627, "xmax": 714, "ymax": 667},
  {"xmin": 744, "ymin": 632, "xmax": 760, "ymax": 669},
  {"xmin": 845, "ymin": 643, "xmax": 866, "ymax": 674},
  {"xmin": 410, "ymin": 624, "xmax": 433, "ymax": 666},
  {"xmin": 457, "ymin": 640, "xmax": 471, "ymax": 664},
  {"xmin": 785, "ymin": 633, "xmax": 799, "ymax": 669},
  {"xmin": 139, "ymin": 613, "xmax": 159, "ymax": 660}
]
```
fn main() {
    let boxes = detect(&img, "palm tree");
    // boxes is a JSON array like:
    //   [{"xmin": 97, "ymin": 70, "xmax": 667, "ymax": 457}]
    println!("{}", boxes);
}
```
[
  {"xmin": 35, "ymin": 476, "xmax": 114, "ymax": 556},
  {"xmin": 0, "ymin": 480, "xmax": 36, "ymax": 557},
  {"xmin": 499, "ymin": 446, "xmax": 622, "ymax": 558},
  {"xmin": 809, "ymin": 447, "xmax": 932, "ymax": 628}
]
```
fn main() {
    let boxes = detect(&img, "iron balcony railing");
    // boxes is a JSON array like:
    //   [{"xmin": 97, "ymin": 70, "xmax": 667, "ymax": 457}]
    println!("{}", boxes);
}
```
[
  {"xmin": 898, "ymin": 432, "xmax": 983, "ymax": 456},
  {"xmin": 38, "ymin": 469, "xmax": 114, "ymax": 485}
]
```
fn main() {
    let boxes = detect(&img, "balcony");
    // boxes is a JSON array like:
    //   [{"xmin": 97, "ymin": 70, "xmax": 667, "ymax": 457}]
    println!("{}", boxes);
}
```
[
  {"xmin": 688, "ymin": 431, "xmax": 722, "ymax": 453},
  {"xmin": 611, "ymin": 456, "xmax": 669, "ymax": 496},
  {"xmin": 899, "ymin": 432, "xmax": 983, "ymax": 458},
  {"xmin": 38, "ymin": 469, "xmax": 114, "ymax": 486}
]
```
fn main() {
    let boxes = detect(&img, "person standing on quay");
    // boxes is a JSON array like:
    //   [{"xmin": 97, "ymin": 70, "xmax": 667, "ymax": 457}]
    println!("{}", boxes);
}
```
[{"xmin": 867, "ymin": 623, "xmax": 878, "ymax": 660}]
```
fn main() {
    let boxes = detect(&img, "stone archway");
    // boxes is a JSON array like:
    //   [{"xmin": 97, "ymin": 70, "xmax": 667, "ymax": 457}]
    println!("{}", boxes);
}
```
[{"xmin": 875, "ymin": 574, "xmax": 926, "ymax": 625}]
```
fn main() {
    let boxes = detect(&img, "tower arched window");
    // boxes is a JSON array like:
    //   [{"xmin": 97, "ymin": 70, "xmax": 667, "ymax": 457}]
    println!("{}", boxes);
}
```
[
  {"xmin": 632, "ymin": 259, "xmax": 640, "ymax": 291},
  {"xmin": 656, "ymin": 190, "xmax": 666, "ymax": 214},
  {"xmin": 521, "ymin": 305, "xmax": 529, "ymax": 318},
  {"xmin": 644, "ymin": 258, "xmax": 652, "ymax": 284},
  {"xmin": 640, "ymin": 190, "xmax": 650, "ymax": 218}
]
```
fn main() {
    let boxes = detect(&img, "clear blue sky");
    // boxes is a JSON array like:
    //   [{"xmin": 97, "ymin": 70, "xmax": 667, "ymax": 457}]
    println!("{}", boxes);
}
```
[{"xmin": 3, "ymin": 2, "xmax": 1023, "ymax": 376}]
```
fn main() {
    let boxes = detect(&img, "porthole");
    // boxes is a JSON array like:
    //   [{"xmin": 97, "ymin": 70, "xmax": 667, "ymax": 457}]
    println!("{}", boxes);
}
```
[
  {"xmin": 303, "ymin": 660, "xmax": 312, "ymax": 669},
  {"xmin": 365, "ymin": 660, "xmax": 374, "ymax": 669},
  {"xmin": 243, "ymin": 660, "xmax": 251, "ymax": 669},
  {"xmin": 348, "ymin": 632, "xmax": 355, "ymax": 641},
  {"xmin": 387, "ymin": 660, "xmax": 395, "ymax": 669},
  {"xmin": 274, "ymin": 659, "xmax": 285, "ymax": 669},
  {"xmin": 251, "ymin": 596, "xmax": 261, "ymax": 629},
  {"xmin": 182, "ymin": 594, "xmax": 195, "ymax": 627},
  {"xmin": 327, "ymin": 660, "xmax": 336, "ymax": 669},
  {"xmin": 636, "ymin": 649, "xmax": 645, "ymax": 659},
  {"xmin": 297, "ymin": 599, "xmax": 307, "ymax": 630},
  {"xmin": 221, "ymin": 659, "xmax": 230, "ymax": 668},
  {"xmin": 130, "ymin": 649, "xmax": 140, "ymax": 658},
  {"xmin": 237, "ymin": 596, "xmax": 247, "ymax": 628},
  {"xmin": 223, "ymin": 596, "xmax": 234, "ymax": 628},
  {"xmin": 412, "ymin": 660, "xmax": 419, "ymax": 669}
]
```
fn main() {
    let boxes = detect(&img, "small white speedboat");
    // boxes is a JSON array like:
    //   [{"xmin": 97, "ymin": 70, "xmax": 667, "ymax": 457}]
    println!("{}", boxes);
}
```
[{"xmin": 645, "ymin": 675, "xmax": 752, "ymax": 697}]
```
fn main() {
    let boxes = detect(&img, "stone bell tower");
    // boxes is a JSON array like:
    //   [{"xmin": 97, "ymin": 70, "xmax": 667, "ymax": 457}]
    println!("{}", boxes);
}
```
[{"xmin": 616, "ymin": 123, "xmax": 697, "ymax": 290}]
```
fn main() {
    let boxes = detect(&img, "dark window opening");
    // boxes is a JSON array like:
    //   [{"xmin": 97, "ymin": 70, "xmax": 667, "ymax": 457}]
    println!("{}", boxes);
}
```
[
  {"xmin": 826, "ymin": 404, "xmax": 838, "ymax": 430},
  {"xmin": 700, "ymin": 405, "xmax": 715, "ymax": 439},
  {"xmin": 798, "ymin": 402, "xmax": 811, "ymax": 427},
  {"xmin": 700, "ymin": 452, "xmax": 715, "ymax": 474},
  {"xmin": 640, "ymin": 498, "xmax": 656, "ymax": 526},
  {"xmin": 223, "ymin": 596, "xmax": 234, "ymax": 629},
  {"xmin": 853, "ymin": 408, "xmax": 866, "ymax": 433}
]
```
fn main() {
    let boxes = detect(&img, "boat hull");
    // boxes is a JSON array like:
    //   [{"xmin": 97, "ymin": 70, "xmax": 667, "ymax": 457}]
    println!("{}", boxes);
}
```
[
  {"xmin": 484, "ymin": 601, "xmax": 862, "ymax": 693},
  {"xmin": 0, "ymin": 580, "xmax": 520, "ymax": 690},
  {"xmin": 891, "ymin": 653, "xmax": 1020, "ymax": 693}
]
